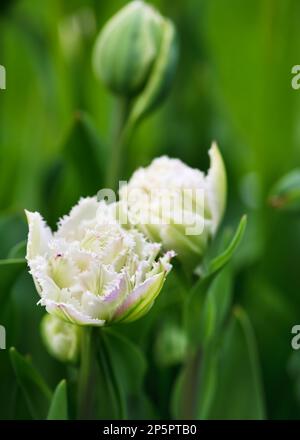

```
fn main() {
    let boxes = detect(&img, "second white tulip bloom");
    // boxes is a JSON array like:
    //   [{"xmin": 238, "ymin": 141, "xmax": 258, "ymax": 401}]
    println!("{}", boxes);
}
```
[{"xmin": 120, "ymin": 142, "xmax": 226, "ymax": 267}]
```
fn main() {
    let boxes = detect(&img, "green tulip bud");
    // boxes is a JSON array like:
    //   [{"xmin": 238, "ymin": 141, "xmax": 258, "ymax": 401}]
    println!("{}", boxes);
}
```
[
  {"xmin": 92, "ymin": 0, "xmax": 178, "ymax": 109},
  {"xmin": 41, "ymin": 314, "xmax": 80, "ymax": 363}
]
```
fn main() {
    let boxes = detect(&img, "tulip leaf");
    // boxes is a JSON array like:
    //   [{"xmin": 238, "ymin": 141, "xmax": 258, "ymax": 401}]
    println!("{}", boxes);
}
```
[
  {"xmin": 10, "ymin": 348, "xmax": 52, "ymax": 420},
  {"xmin": 171, "ymin": 341, "xmax": 219, "ymax": 419},
  {"xmin": 95, "ymin": 338, "xmax": 123, "ymax": 419},
  {"xmin": 206, "ymin": 215, "xmax": 247, "ymax": 277},
  {"xmin": 200, "ymin": 267, "xmax": 233, "ymax": 347},
  {"xmin": 0, "ymin": 258, "xmax": 26, "ymax": 306},
  {"xmin": 269, "ymin": 169, "xmax": 300, "ymax": 211},
  {"xmin": 171, "ymin": 350, "xmax": 202, "ymax": 419},
  {"xmin": 172, "ymin": 307, "xmax": 265, "ymax": 419},
  {"xmin": 47, "ymin": 380, "xmax": 68, "ymax": 420},
  {"xmin": 184, "ymin": 267, "xmax": 233, "ymax": 348},
  {"xmin": 102, "ymin": 329, "xmax": 146, "ymax": 395},
  {"xmin": 97, "ymin": 329, "xmax": 147, "ymax": 419},
  {"xmin": 183, "ymin": 280, "xmax": 206, "ymax": 349},
  {"xmin": 203, "ymin": 307, "xmax": 265, "ymax": 419}
]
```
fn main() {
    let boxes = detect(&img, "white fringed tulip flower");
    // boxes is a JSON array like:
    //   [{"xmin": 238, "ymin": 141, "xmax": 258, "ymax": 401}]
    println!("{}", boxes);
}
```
[
  {"xmin": 120, "ymin": 142, "xmax": 226, "ymax": 266},
  {"xmin": 25, "ymin": 198, "xmax": 174, "ymax": 326}
]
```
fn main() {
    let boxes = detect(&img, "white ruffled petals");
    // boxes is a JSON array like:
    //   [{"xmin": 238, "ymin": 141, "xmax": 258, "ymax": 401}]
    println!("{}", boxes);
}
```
[
  {"xmin": 26, "ymin": 197, "xmax": 173, "ymax": 326},
  {"xmin": 120, "ymin": 143, "xmax": 227, "ymax": 266}
]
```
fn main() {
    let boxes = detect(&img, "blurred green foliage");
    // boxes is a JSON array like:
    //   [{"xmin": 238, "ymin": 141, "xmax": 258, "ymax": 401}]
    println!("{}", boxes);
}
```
[{"xmin": 1, "ymin": 0, "xmax": 300, "ymax": 419}]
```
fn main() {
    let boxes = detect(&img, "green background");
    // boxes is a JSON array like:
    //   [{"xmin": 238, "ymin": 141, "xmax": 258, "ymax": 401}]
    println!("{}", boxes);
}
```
[{"xmin": 1, "ymin": 0, "xmax": 300, "ymax": 419}]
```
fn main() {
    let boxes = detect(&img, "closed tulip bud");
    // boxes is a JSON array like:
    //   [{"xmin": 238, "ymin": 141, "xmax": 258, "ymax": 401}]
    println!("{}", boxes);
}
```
[
  {"xmin": 92, "ymin": 1, "xmax": 178, "ymax": 112},
  {"xmin": 120, "ymin": 142, "xmax": 227, "ymax": 268},
  {"xmin": 41, "ymin": 314, "xmax": 80, "ymax": 363},
  {"xmin": 25, "ymin": 198, "xmax": 173, "ymax": 326}
]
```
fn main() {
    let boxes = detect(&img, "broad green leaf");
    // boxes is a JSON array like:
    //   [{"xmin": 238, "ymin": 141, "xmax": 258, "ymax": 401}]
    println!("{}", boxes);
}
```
[
  {"xmin": 96, "ymin": 329, "xmax": 147, "ymax": 419},
  {"xmin": 171, "ymin": 342, "xmax": 218, "ymax": 420},
  {"xmin": 10, "ymin": 347, "xmax": 52, "ymax": 420},
  {"xmin": 185, "ymin": 216, "xmax": 246, "ymax": 329},
  {"xmin": 0, "ymin": 258, "xmax": 26, "ymax": 306},
  {"xmin": 200, "ymin": 268, "xmax": 233, "ymax": 347},
  {"xmin": 195, "ymin": 345, "xmax": 218, "ymax": 419},
  {"xmin": 171, "ymin": 351, "xmax": 202, "ymax": 419},
  {"xmin": 95, "ymin": 336, "xmax": 123, "ymax": 419},
  {"xmin": 269, "ymin": 169, "xmax": 300, "ymax": 211},
  {"xmin": 206, "ymin": 215, "xmax": 247, "ymax": 276},
  {"xmin": 183, "ymin": 280, "xmax": 206, "ymax": 349},
  {"xmin": 102, "ymin": 329, "xmax": 146, "ymax": 396},
  {"xmin": 47, "ymin": 380, "xmax": 68, "ymax": 420},
  {"xmin": 175, "ymin": 269, "xmax": 232, "ymax": 417},
  {"xmin": 185, "ymin": 267, "xmax": 232, "ymax": 348},
  {"xmin": 173, "ymin": 307, "xmax": 265, "ymax": 419},
  {"xmin": 206, "ymin": 307, "xmax": 265, "ymax": 419}
]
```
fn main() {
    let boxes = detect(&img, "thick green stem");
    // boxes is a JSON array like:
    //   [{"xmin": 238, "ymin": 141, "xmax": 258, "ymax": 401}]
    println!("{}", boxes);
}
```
[
  {"xmin": 106, "ymin": 97, "xmax": 131, "ymax": 191},
  {"xmin": 97, "ymin": 333, "xmax": 126, "ymax": 419},
  {"xmin": 77, "ymin": 328, "xmax": 127, "ymax": 419},
  {"xmin": 77, "ymin": 327, "xmax": 94, "ymax": 420}
]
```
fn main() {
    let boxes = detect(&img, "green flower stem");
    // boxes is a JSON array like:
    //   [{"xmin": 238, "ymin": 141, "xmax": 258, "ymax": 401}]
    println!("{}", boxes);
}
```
[
  {"xmin": 78, "ymin": 328, "xmax": 126, "ymax": 420},
  {"xmin": 97, "ymin": 333, "xmax": 126, "ymax": 419},
  {"xmin": 77, "ymin": 327, "xmax": 95, "ymax": 419},
  {"xmin": 106, "ymin": 97, "xmax": 132, "ymax": 191}
]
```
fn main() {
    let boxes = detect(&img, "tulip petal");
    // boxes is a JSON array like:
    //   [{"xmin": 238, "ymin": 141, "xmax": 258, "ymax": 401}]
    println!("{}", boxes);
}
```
[
  {"xmin": 29, "ymin": 256, "xmax": 61, "ymax": 299},
  {"xmin": 26, "ymin": 197, "xmax": 174, "ymax": 327},
  {"xmin": 205, "ymin": 142, "xmax": 227, "ymax": 233},
  {"xmin": 56, "ymin": 197, "xmax": 99, "ymax": 241},
  {"xmin": 113, "ymin": 271, "xmax": 165, "ymax": 323},
  {"xmin": 80, "ymin": 274, "xmax": 129, "ymax": 321},
  {"xmin": 42, "ymin": 299, "xmax": 105, "ymax": 326},
  {"xmin": 25, "ymin": 210, "xmax": 52, "ymax": 260}
]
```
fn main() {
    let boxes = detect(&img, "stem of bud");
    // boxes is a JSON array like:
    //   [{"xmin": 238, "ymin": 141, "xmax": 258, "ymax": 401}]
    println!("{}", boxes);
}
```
[
  {"xmin": 77, "ymin": 327, "xmax": 95, "ymax": 419},
  {"xmin": 106, "ymin": 97, "xmax": 131, "ymax": 191}
]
